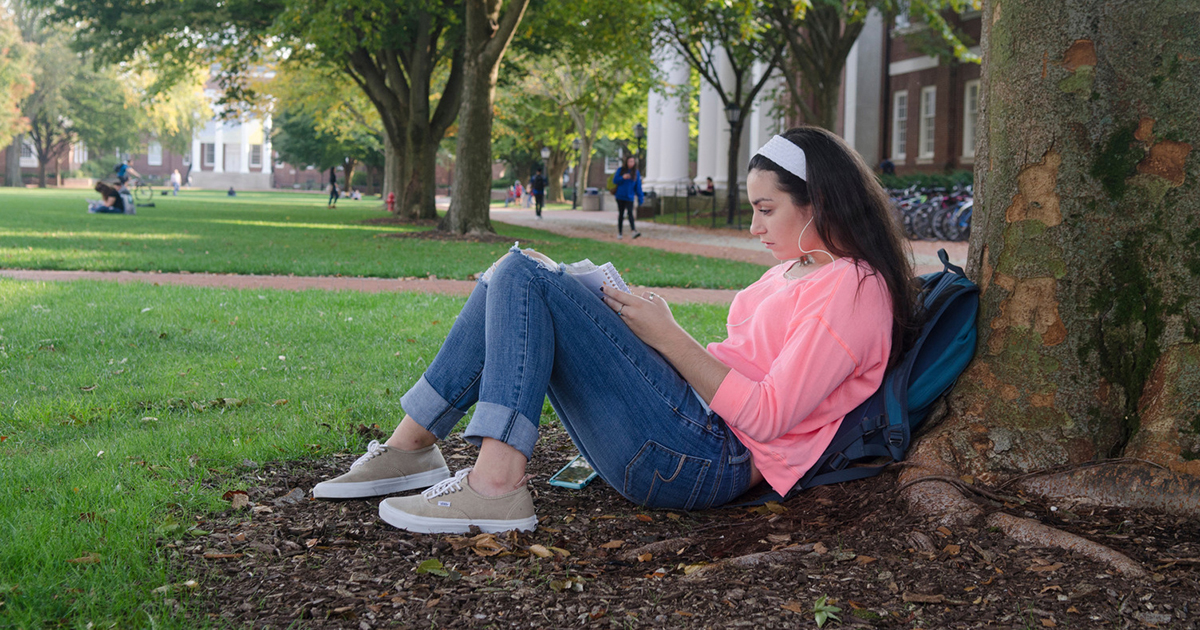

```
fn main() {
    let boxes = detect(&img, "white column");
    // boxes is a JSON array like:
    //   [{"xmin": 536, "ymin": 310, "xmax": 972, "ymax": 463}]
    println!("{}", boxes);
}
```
[
  {"xmin": 749, "ymin": 64, "xmax": 782, "ymax": 156},
  {"xmin": 643, "ymin": 89, "xmax": 663, "ymax": 191},
  {"xmin": 844, "ymin": 39, "xmax": 860, "ymax": 150},
  {"xmin": 262, "ymin": 115, "xmax": 273, "ymax": 175},
  {"xmin": 656, "ymin": 50, "xmax": 692, "ymax": 195},
  {"xmin": 239, "ymin": 123, "xmax": 251, "ymax": 174},
  {"xmin": 696, "ymin": 75, "xmax": 721, "ymax": 189},
  {"xmin": 213, "ymin": 126, "xmax": 225, "ymax": 173},
  {"xmin": 711, "ymin": 48, "xmax": 734, "ymax": 191},
  {"xmin": 190, "ymin": 135, "xmax": 201, "ymax": 170}
]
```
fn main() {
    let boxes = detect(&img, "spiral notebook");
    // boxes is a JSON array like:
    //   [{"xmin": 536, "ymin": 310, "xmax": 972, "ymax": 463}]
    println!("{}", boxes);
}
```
[{"xmin": 563, "ymin": 259, "xmax": 631, "ymax": 299}]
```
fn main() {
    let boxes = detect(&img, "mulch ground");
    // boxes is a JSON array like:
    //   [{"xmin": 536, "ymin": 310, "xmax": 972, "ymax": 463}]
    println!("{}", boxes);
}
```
[{"xmin": 165, "ymin": 424, "xmax": 1199, "ymax": 629}]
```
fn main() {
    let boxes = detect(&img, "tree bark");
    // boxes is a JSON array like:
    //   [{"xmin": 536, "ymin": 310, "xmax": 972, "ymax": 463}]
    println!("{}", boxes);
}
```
[
  {"xmin": 546, "ymin": 147, "xmax": 567, "ymax": 203},
  {"xmin": 725, "ymin": 120, "xmax": 744, "ymax": 225},
  {"xmin": 5, "ymin": 135, "xmax": 21, "ymax": 187},
  {"xmin": 441, "ymin": 0, "xmax": 530, "ymax": 234},
  {"xmin": 904, "ymin": 0, "xmax": 1200, "ymax": 517}
]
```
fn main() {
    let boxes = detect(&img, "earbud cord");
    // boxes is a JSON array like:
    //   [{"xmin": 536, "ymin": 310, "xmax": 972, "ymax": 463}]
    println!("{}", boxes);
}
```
[{"xmin": 797, "ymin": 217, "xmax": 835, "ymax": 266}]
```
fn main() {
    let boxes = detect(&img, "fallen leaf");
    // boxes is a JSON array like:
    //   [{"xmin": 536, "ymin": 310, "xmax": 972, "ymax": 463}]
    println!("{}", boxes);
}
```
[
  {"xmin": 548, "ymin": 546, "xmax": 571, "ymax": 557},
  {"xmin": 674, "ymin": 610, "xmax": 693, "ymax": 617},
  {"xmin": 766, "ymin": 533, "xmax": 792, "ymax": 545},
  {"xmin": 813, "ymin": 542, "xmax": 829, "ymax": 554},
  {"xmin": 600, "ymin": 540, "xmax": 624, "ymax": 549},
  {"xmin": 66, "ymin": 553, "xmax": 101, "ymax": 564},
  {"xmin": 80, "ymin": 385, "xmax": 97, "ymax": 392},
  {"xmin": 181, "ymin": 580, "xmax": 199, "ymax": 589},
  {"xmin": 963, "ymin": 586, "xmax": 977, "ymax": 592},
  {"xmin": 424, "ymin": 598, "xmax": 441, "ymax": 608},
  {"xmin": 635, "ymin": 514, "xmax": 653, "ymax": 522},
  {"xmin": 764, "ymin": 501, "xmax": 788, "ymax": 514},
  {"xmin": 637, "ymin": 553, "xmax": 652, "ymax": 563},
  {"xmin": 222, "ymin": 491, "xmax": 250, "ymax": 510},
  {"xmin": 272, "ymin": 399, "xmax": 288, "ymax": 406},
  {"xmin": 305, "ymin": 538, "xmax": 319, "ymax": 548},
  {"xmin": 936, "ymin": 526, "xmax": 952, "ymax": 537},
  {"xmin": 1041, "ymin": 585, "xmax": 1062, "ymax": 593},
  {"xmin": 855, "ymin": 555, "xmax": 877, "ymax": 565},
  {"xmin": 415, "ymin": 559, "xmax": 448, "ymax": 577},
  {"xmin": 665, "ymin": 512, "xmax": 681, "ymax": 520},
  {"xmin": 0, "ymin": 436, "xmax": 7, "ymax": 442},
  {"xmin": 1041, "ymin": 619, "xmax": 1056, "ymax": 627},
  {"xmin": 944, "ymin": 544, "xmax": 961, "ymax": 555},
  {"xmin": 1067, "ymin": 606, "xmax": 1080, "ymax": 614},
  {"xmin": 1027, "ymin": 562, "xmax": 1064, "ymax": 573},
  {"xmin": 528, "ymin": 544, "xmax": 553, "ymax": 558},
  {"xmin": 780, "ymin": 601, "xmax": 806, "ymax": 613},
  {"xmin": 187, "ymin": 454, "xmax": 199, "ymax": 468},
  {"xmin": 681, "ymin": 563, "xmax": 706, "ymax": 575}
]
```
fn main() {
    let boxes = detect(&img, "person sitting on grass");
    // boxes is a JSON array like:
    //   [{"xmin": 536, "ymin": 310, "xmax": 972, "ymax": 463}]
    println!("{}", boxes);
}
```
[
  {"xmin": 311, "ymin": 126, "xmax": 917, "ymax": 535},
  {"xmin": 87, "ymin": 181, "xmax": 129, "ymax": 214}
]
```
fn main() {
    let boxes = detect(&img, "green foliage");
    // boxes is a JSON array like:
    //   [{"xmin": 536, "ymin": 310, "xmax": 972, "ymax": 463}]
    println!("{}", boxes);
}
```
[
  {"xmin": 878, "ymin": 170, "xmax": 974, "ymax": 190},
  {"xmin": 0, "ymin": 10, "xmax": 34, "ymax": 147},
  {"xmin": 812, "ymin": 594, "xmax": 842, "ymax": 627},
  {"xmin": 272, "ymin": 109, "xmax": 381, "ymax": 172}
]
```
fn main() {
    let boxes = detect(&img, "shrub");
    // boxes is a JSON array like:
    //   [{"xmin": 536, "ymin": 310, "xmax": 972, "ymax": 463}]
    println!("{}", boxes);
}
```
[{"xmin": 879, "ymin": 170, "xmax": 973, "ymax": 191}]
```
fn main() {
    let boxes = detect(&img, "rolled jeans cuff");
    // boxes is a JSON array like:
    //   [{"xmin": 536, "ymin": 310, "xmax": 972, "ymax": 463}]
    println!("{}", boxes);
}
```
[
  {"xmin": 400, "ymin": 375, "xmax": 467, "ymax": 439},
  {"xmin": 462, "ymin": 402, "xmax": 540, "ymax": 461}
]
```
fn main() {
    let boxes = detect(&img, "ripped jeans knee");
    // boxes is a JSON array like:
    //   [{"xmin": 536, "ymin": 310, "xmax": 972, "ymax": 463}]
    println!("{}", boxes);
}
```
[{"xmin": 477, "ymin": 244, "xmax": 563, "ymax": 284}]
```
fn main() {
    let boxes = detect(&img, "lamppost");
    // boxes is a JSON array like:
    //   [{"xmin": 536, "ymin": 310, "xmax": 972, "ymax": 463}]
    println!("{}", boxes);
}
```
[
  {"xmin": 633, "ymin": 123, "xmax": 645, "ymax": 171},
  {"xmin": 571, "ymin": 138, "xmax": 581, "ymax": 209},
  {"xmin": 724, "ymin": 104, "xmax": 742, "ymax": 226}
]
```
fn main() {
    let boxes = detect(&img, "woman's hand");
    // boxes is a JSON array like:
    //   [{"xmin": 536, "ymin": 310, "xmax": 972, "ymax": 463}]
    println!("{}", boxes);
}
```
[{"xmin": 601, "ymin": 286, "xmax": 682, "ymax": 349}]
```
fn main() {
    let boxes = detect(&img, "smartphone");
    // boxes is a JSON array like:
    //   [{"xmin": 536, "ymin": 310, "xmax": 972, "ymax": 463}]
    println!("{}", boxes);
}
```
[{"xmin": 547, "ymin": 455, "xmax": 600, "ymax": 489}]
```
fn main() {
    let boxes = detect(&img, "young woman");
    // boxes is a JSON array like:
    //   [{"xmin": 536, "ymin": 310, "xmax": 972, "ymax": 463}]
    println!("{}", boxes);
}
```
[
  {"xmin": 312, "ymin": 126, "xmax": 916, "ymax": 534},
  {"xmin": 612, "ymin": 156, "xmax": 643, "ymax": 239}
]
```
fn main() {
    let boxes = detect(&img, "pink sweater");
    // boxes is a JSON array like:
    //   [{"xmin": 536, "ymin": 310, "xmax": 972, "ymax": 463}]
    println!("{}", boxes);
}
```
[{"xmin": 708, "ymin": 258, "xmax": 894, "ymax": 495}]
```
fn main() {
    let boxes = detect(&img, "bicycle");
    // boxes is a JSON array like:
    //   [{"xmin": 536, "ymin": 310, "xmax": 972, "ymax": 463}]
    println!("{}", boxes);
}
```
[{"xmin": 131, "ymin": 178, "xmax": 154, "ymax": 204}]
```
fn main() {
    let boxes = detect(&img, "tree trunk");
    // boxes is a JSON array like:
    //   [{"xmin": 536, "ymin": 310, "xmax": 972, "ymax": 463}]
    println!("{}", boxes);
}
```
[
  {"xmin": 547, "ymin": 148, "xmax": 567, "ymax": 203},
  {"xmin": 383, "ymin": 135, "xmax": 404, "ymax": 212},
  {"xmin": 575, "ymin": 136, "xmax": 595, "ymax": 209},
  {"xmin": 344, "ymin": 157, "xmax": 357, "ymax": 195},
  {"xmin": 5, "ymin": 135, "xmax": 21, "ymax": 187},
  {"xmin": 905, "ymin": 0, "xmax": 1200, "ymax": 518},
  {"xmin": 441, "ymin": 0, "xmax": 530, "ymax": 234},
  {"xmin": 36, "ymin": 155, "xmax": 46, "ymax": 188},
  {"xmin": 725, "ymin": 120, "xmax": 744, "ymax": 225}
]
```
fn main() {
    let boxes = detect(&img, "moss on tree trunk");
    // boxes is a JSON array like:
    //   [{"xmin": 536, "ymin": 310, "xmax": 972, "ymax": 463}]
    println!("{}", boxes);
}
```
[{"xmin": 911, "ymin": 0, "xmax": 1200, "ymax": 493}]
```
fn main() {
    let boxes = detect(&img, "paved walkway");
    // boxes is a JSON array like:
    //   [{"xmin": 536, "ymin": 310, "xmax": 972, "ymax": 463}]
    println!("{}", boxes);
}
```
[{"xmin": 1, "ymin": 206, "xmax": 967, "ymax": 305}]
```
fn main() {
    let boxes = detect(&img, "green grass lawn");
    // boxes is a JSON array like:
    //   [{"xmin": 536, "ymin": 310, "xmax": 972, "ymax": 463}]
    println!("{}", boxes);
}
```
[
  {"xmin": 0, "ymin": 188, "xmax": 765, "ymax": 289},
  {"xmin": 0, "ymin": 278, "xmax": 731, "ymax": 628}
]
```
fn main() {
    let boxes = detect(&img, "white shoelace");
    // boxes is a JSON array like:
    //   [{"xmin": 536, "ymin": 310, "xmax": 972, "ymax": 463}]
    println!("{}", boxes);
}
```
[
  {"xmin": 422, "ymin": 468, "xmax": 472, "ymax": 499},
  {"xmin": 350, "ymin": 440, "xmax": 387, "ymax": 470}
]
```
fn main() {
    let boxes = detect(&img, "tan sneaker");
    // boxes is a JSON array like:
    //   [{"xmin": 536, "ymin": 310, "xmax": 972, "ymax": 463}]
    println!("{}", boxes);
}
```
[
  {"xmin": 378, "ymin": 469, "xmax": 537, "ymax": 534},
  {"xmin": 312, "ymin": 440, "xmax": 450, "ymax": 499}
]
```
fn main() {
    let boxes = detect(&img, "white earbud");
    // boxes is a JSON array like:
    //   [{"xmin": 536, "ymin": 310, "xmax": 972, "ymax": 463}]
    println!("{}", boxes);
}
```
[{"xmin": 797, "ymin": 216, "xmax": 834, "ymax": 264}]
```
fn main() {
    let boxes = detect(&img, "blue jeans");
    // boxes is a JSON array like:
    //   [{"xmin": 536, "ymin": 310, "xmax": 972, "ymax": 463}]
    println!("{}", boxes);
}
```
[{"xmin": 400, "ymin": 249, "xmax": 754, "ymax": 510}]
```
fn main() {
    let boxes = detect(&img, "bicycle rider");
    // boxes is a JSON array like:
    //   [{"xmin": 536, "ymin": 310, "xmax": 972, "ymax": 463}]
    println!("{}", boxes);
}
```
[{"xmin": 115, "ymin": 159, "xmax": 141, "ymax": 189}]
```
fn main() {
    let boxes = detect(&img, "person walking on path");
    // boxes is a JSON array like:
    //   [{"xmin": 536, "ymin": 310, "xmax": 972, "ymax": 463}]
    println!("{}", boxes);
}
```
[
  {"xmin": 170, "ymin": 169, "xmax": 182, "ymax": 196},
  {"xmin": 612, "ymin": 156, "xmax": 643, "ymax": 239},
  {"xmin": 530, "ymin": 168, "xmax": 547, "ymax": 219},
  {"xmin": 328, "ymin": 167, "xmax": 340, "ymax": 208},
  {"xmin": 309, "ymin": 126, "xmax": 917, "ymax": 536}
]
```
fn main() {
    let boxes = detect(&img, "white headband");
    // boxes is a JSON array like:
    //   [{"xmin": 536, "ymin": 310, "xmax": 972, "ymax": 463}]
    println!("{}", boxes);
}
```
[{"xmin": 754, "ymin": 135, "xmax": 808, "ymax": 181}]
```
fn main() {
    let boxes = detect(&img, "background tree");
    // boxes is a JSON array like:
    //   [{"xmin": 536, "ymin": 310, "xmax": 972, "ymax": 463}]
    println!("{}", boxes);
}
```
[
  {"xmin": 764, "ymin": 0, "xmax": 978, "ymax": 132},
  {"xmin": 272, "ymin": 109, "xmax": 382, "ymax": 191},
  {"xmin": 440, "ymin": 0, "xmax": 530, "ymax": 235},
  {"xmin": 902, "ymin": 0, "xmax": 1200, "ymax": 564},
  {"xmin": 0, "ymin": 6, "xmax": 33, "ymax": 150},
  {"xmin": 491, "ymin": 86, "xmax": 575, "ymax": 202},
  {"xmin": 656, "ymin": 0, "xmax": 785, "ymax": 225}
]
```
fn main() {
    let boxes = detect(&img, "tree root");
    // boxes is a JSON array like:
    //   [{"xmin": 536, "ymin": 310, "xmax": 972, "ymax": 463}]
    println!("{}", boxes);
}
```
[
  {"xmin": 986, "ymin": 512, "xmax": 1148, "ymax": 578},
  {"xmin": 682, "ymin": 544, "xmax": 815, "ymax": 580},
  {"xmin": 1012, "ymin": 461, "xmax": 1200, "ymax": 518},
  {"xmin": 898, "ymin": 447, "xmax": 984, "ymax": 527}
]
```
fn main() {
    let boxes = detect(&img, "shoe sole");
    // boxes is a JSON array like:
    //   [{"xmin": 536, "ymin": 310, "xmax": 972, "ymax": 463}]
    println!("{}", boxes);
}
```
[
  {"xmin": 312, "ymin": 467, "xmax": 451, "ymax": 499},
  {"xmin": 378, "ymin": 501, "xmax": 538, "ymax": 534}
]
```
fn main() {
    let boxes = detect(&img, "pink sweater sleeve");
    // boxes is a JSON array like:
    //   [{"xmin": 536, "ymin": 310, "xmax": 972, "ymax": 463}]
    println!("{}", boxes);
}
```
[{"xmin": 710, "ymin": 316, "xmax": 860, "ymax": 443}]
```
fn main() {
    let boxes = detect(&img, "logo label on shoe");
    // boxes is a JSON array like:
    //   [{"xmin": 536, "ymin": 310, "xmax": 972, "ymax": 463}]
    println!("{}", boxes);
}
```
[{"xmin": 438, "ymin": 501, "xmax": 451, "ymax": 507}]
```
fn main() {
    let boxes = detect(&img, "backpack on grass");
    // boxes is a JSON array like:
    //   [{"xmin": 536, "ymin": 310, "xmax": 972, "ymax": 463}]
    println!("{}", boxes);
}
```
[{"xmin": 737, "ymin": 248, "xmax": 979, "ymax": 505}]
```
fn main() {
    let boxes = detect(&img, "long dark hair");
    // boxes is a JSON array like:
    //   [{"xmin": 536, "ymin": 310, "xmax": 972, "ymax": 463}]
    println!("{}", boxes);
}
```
[
  {"xmin": 748, "ymin": 126, "xmax": 917, "ymax": 366},
  {"xmin": 618, "ymin": 156, "xmax": 639, "ymax": 178}
]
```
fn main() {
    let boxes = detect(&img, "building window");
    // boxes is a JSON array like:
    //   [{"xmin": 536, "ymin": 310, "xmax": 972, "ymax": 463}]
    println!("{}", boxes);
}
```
[
  {"xmin": 202, "ymin": 143, "xmax": 215, "ymax": 166},
  {"xmin": 919, "ymin": 86, "xmax": 936, "ymax": 159},
  {"xmin": 604, "ymin": 156, "xmax": 620, "ymax": 173},
  {"xmin": 962, "ymin": 80, "xmax": 980, "ymax": 159},
  {"xmin": 20, "ymin": 139, "xmax": 37, "ymax": 167},
  {"xmin": 72, "ymin": 143, "xmax": 88, "ymax": 165},
  {"xmin": 892, "ymin": 91, "xmax": 908, "ymax": 162},
  {"xmin": 249, "ymin": 144, "xmax": 262, "ymax": 167},
  {"xmin": 147, "ymin": 141, "xmax": 163, "ymax": 166}
]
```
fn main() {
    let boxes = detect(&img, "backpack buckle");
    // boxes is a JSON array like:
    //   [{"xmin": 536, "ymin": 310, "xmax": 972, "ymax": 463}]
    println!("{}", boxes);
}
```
[
  {"xmin": 827, "ymin": 453, "xmax": 849, "ymax": 471},
  {"xmin": 860, "ymin": 415, "xmax": 887, "ymax": 435},
  {"xmin": 887, "ymin": 427, "xmax": 905, "ymax": 448}
]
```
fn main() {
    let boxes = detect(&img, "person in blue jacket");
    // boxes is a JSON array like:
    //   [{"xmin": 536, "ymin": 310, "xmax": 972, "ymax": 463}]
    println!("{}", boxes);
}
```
[{"xmin": 612, "ymin": 156, "xmax": 643, "ymax": 239}]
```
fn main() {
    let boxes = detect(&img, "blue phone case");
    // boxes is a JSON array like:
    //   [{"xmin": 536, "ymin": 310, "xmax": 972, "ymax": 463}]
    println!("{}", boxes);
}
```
[{"xmin": 547, "ymin": 455, "xmax": 599, "ymax": 489}]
